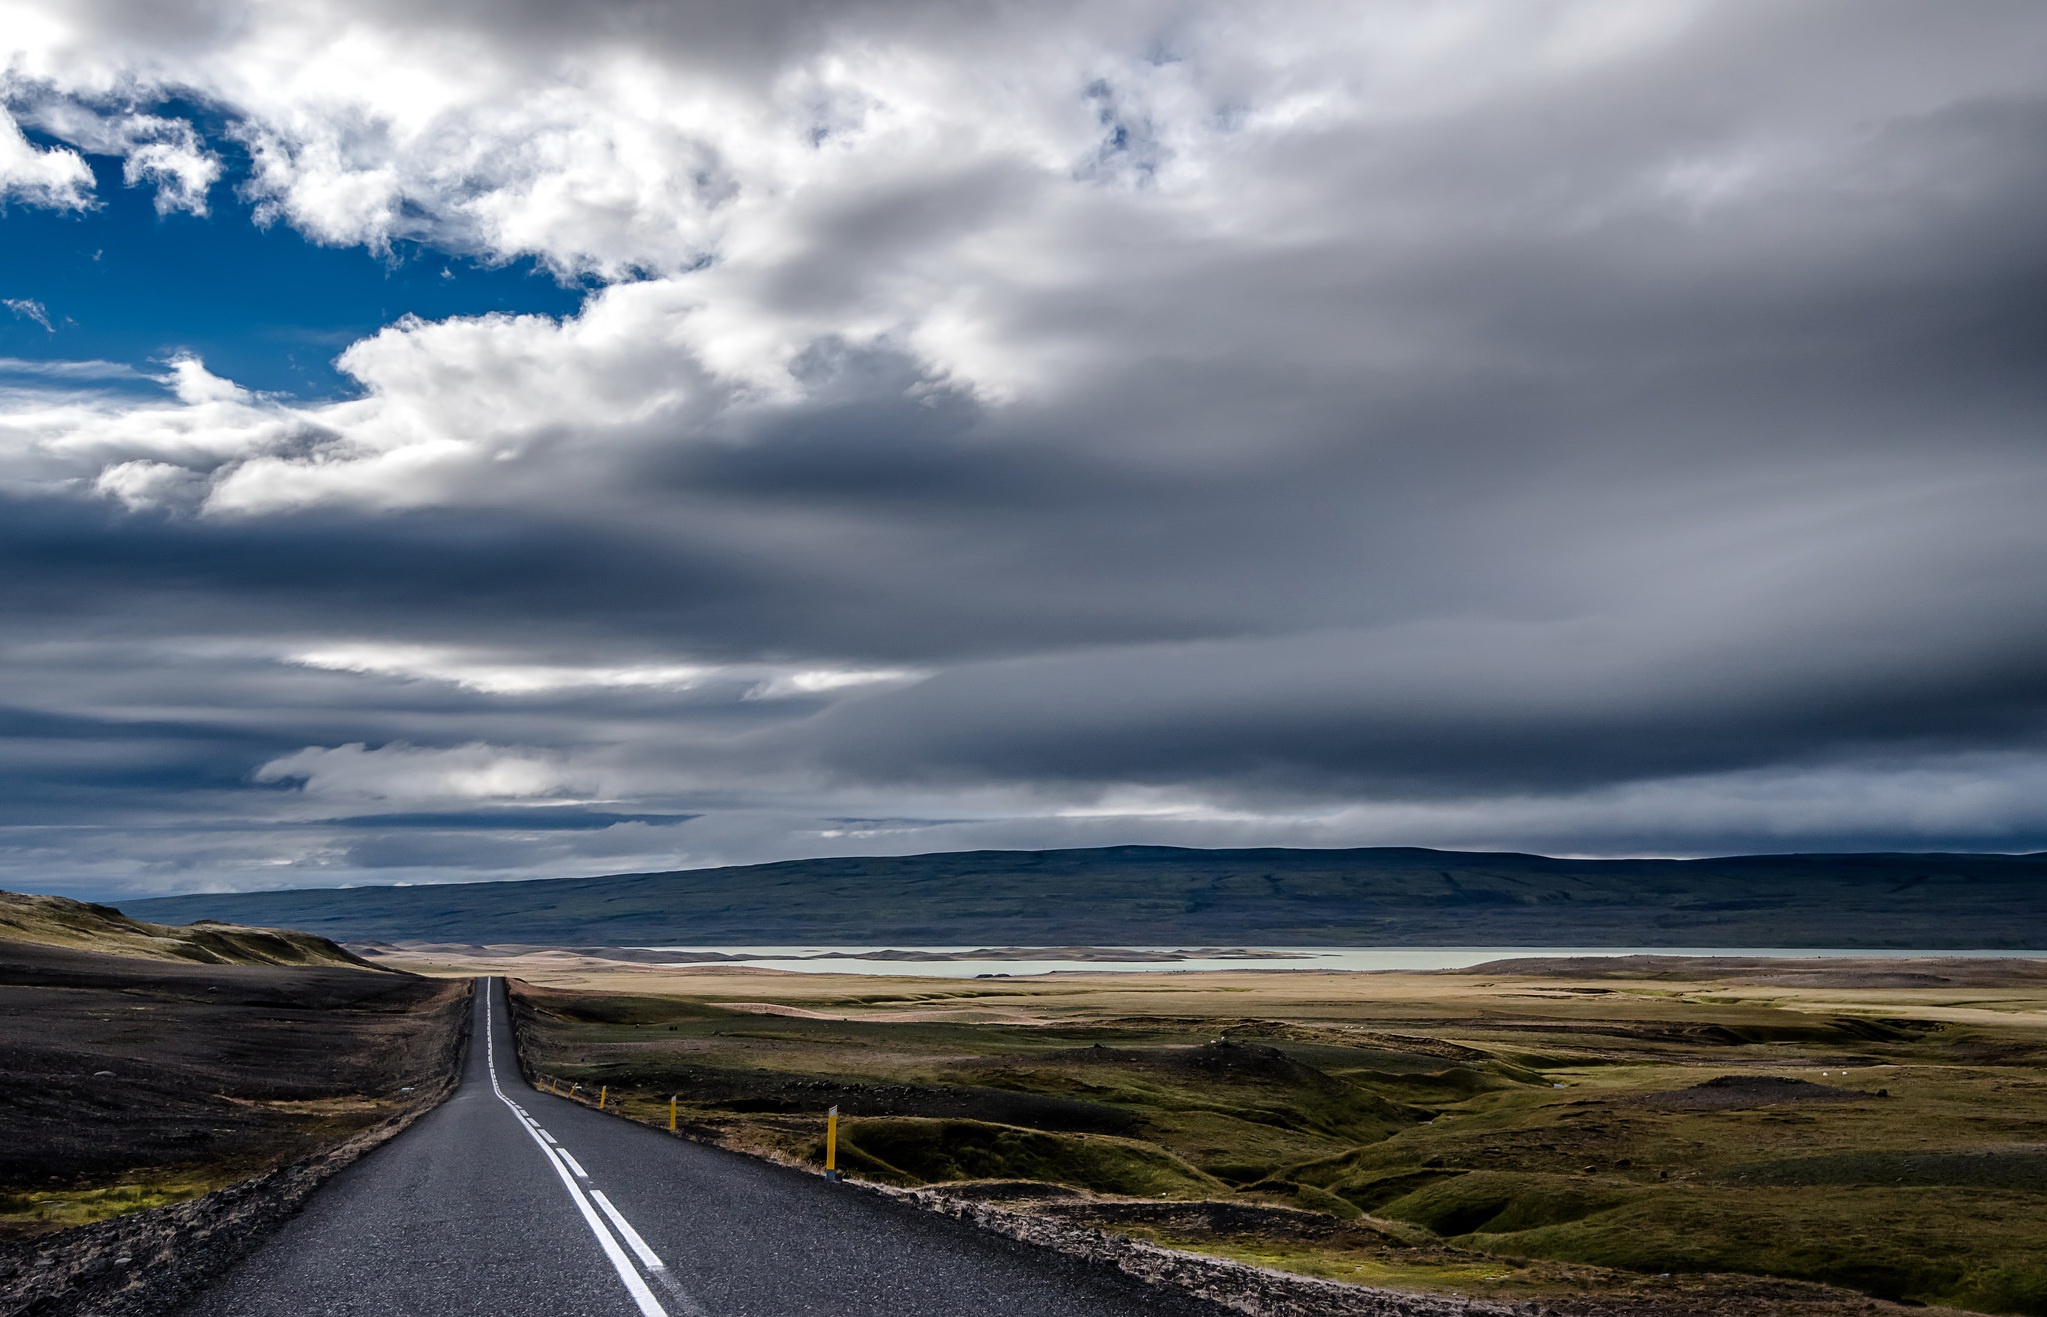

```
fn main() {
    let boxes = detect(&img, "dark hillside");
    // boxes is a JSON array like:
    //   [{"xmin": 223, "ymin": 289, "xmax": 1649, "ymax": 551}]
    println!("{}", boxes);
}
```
[
  {"xmin": 0, "ymin": 889, "xmax": 378, "ymax": 968},
  {"xmin": 0, "ymin": 937, "xmax": 468, "ymax": 1240},
  {"xmin": 122, "ymin": 845, "xmax": 2047, "ymax": 947}
]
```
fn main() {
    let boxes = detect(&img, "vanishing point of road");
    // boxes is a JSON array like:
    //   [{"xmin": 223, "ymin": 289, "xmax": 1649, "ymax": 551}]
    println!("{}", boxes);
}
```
[{"xmin": 177, "ymin": 978, "xmax": 1226, "ymax": 1317}]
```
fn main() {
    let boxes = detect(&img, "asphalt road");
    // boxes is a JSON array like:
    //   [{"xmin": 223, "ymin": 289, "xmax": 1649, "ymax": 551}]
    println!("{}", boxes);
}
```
[{"xmin": 178, "ymin": 978, "xmax": 1227, "ymax": 1317}]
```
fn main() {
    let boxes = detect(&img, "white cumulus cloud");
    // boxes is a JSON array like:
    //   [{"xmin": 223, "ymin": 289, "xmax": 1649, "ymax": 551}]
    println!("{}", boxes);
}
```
[
  {"xmin": 17, "ymin": 102, "xmax": 220, "ymax": 214},
  {"xmin": 254, "ymin": 741, "xmax": 594, "ymax": 804},
  {"xmin": 0, "ymin": 105, "xmax": 91, "ymax": 209}
]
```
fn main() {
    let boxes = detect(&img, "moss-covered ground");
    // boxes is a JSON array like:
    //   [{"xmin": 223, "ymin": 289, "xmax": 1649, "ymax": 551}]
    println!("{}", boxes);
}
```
[{"xmin": 491, "ymin": 955, "xmax": 2047, "ymax": 1315}]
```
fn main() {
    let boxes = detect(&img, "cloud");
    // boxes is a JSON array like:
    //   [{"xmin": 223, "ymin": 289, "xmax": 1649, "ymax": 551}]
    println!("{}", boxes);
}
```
[
  {"xmin": 2, "ymin": 2, "xmax": 2047, "ymax": 895},
  {"xmin": 0, "ymin": 356, "xmax": 142, "ymax": 379},
  {"xmin": 16, "ymin": 103, "xmax": 220, "ymax": 214},
  {"xmin": 254, "ymin": 741, "xmax": 594, "ymax": 804},
  {"xmin": 2, "ymin": 300, "xmax": 54, "ymax": 332},
  {"xmin": 0, "ymin": 106, "xmax": 92, "ymax": 209},
  {"xmin": 284, "ymin": 641, "xmax": 921, "ymax": 698}
]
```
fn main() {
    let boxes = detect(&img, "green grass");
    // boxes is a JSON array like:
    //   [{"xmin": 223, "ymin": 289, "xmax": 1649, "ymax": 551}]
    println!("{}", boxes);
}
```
[
  {"xmin": 0, "ymin": 1176, "xmax": 215, "ymax": 1231},
  {"xmin": 1475, "ymin": 1186, "xmax": 2047, "ymax": 1312},
  {"xmin": 837, "ymin": 1118, "xmax": 1220, "ymax": 1195},
  {"xmin": 508, "ymin": 972, "xmax": 2047, "ymax": 1315}
]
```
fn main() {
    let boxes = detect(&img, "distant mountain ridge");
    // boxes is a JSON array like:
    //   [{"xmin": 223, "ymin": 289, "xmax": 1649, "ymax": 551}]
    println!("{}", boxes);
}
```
[{"xmin": 115, "ymin": 845, "xmax": 2047, "ymax": 948}]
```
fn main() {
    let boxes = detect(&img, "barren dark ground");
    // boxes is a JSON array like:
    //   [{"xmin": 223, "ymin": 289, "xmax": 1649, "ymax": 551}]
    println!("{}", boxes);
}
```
[{"xmin": 0, "ymin": 937, "xmax": 467, "ymax": 1239}]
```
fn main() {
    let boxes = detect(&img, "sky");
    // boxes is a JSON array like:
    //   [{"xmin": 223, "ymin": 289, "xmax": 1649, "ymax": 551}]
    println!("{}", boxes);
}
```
[{"xmin": 2, "ymin": 0, "xmax": 2046, "ymax": 900}]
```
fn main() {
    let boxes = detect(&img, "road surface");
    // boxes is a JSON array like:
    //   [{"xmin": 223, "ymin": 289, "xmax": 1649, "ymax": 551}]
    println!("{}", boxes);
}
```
[{"xmin": 178, "ymin": 978, "xmax": 1227, "ymax": 1317}]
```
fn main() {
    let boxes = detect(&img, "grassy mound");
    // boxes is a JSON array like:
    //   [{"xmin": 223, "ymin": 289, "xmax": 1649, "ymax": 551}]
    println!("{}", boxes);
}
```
[
  {"xmin": 0, "ymin": 891, "xmax": 376, "ymax": 969},
  {"xmin": 837, "ymin": 1117, "xmax": 1221, "ymax": 1196},
  {"xmin": 1375, "ymin": 1170, "xmax": 1637, "ymax": 1236},
  {"xmin": 1473, "ymin": 1187, "xmax": 2047, "ymax": 1313}
]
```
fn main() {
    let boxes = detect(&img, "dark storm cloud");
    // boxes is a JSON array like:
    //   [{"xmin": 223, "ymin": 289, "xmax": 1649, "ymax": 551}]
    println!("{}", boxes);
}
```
[{"xmin": 801, "ymin": 610, "xmax": 2047, "ymax": 798}]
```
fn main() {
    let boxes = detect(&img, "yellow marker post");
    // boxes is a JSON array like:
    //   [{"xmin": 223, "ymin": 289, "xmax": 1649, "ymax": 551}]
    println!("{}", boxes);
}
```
[
  {"xmin": 669, "ymin": 1096, "xmax": 678, "ymax": 1132},
  {"xmin": 598, "ymin": 1085, "xmax": 607, "ymax": 1110},
  {"xmin": 825, "ymin": 1105, "xmax": 840, "ymax": 1183}
]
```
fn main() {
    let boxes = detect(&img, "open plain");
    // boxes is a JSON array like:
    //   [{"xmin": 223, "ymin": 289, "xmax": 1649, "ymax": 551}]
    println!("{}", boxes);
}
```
[{"xmin": 365, "ymin": 944, "xmax": 2047, "ymax": 1316}]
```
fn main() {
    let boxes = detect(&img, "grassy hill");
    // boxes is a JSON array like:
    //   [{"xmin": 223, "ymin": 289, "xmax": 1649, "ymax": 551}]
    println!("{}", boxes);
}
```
[
  {"xmin": 0, "ymin": 889, "xmax": 381, "ymax": 969},
  {"xmin": 118, "ymin": 845, "xmax": 2047, "ymax": 948}
]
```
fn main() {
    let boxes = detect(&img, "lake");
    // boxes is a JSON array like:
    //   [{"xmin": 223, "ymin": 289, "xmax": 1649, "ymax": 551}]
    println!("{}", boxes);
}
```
[{"xmin": 633, "ymin": 944, "xmax": 2047, "ymax": 978}]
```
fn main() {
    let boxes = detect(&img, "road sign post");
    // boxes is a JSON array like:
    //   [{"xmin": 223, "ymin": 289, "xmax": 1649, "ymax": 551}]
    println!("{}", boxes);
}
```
[{"xmin": 825, "ymin": 1105, "xmax": 839, "ymax": 1183}]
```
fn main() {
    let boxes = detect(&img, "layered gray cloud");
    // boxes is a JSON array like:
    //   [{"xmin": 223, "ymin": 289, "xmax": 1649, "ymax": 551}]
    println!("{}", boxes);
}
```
[{"xmin": 3, "ymin": 0, "xmax": 2047, "ymax": 896}]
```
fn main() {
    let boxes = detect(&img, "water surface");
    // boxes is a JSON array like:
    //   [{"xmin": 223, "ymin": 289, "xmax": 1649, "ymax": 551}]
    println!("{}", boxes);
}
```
[{"xmin": 633, "ymin": 945, "xmax": 2047, "ymax": 978}]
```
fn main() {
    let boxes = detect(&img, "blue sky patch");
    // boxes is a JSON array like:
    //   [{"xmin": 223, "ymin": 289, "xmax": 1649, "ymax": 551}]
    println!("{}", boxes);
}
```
[{"xmin": 1, "ymin": 123, "xmax": 587, "ymax": 398}]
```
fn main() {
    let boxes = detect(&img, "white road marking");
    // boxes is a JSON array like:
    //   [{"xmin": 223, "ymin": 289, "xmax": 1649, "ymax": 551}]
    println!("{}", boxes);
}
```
[
  {"xmin": 483, "ymin": 984, "xmax": 671, "ymax": 1317},
  {"xmin": 591, "ymin": 1191, "xmax": 712, "ymax": 1317},
  {"xmin": 537, "ymin": 1134, "xmax": 668, "ymax": 1316},
  {"xmin": 559, "ymin": 1150, "xmax": 592, "ymax": 1179},
  {"xmin": 591, "ymin": 1192, "xmax": 665, "ymax": 1269}
]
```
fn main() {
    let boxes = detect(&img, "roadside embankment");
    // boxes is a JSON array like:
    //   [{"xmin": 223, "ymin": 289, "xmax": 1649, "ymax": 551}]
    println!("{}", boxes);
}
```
[
  {"xmin": 0, "ymin": 1072, "xmax": 463, "ymax": 1317},
  {"xmin": 0, "ymin": 932, "xmax": 472, "ymax": 1316},
  {"xmin": 887, "ymin": 1186, "xmax": 1528, "ymax": 1317}
]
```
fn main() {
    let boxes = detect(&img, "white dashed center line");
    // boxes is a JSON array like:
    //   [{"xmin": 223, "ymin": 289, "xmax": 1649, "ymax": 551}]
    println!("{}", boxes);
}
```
[{"xmin": 483, "ymin": 981, "xmax": 707, "ymax": 1317}]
